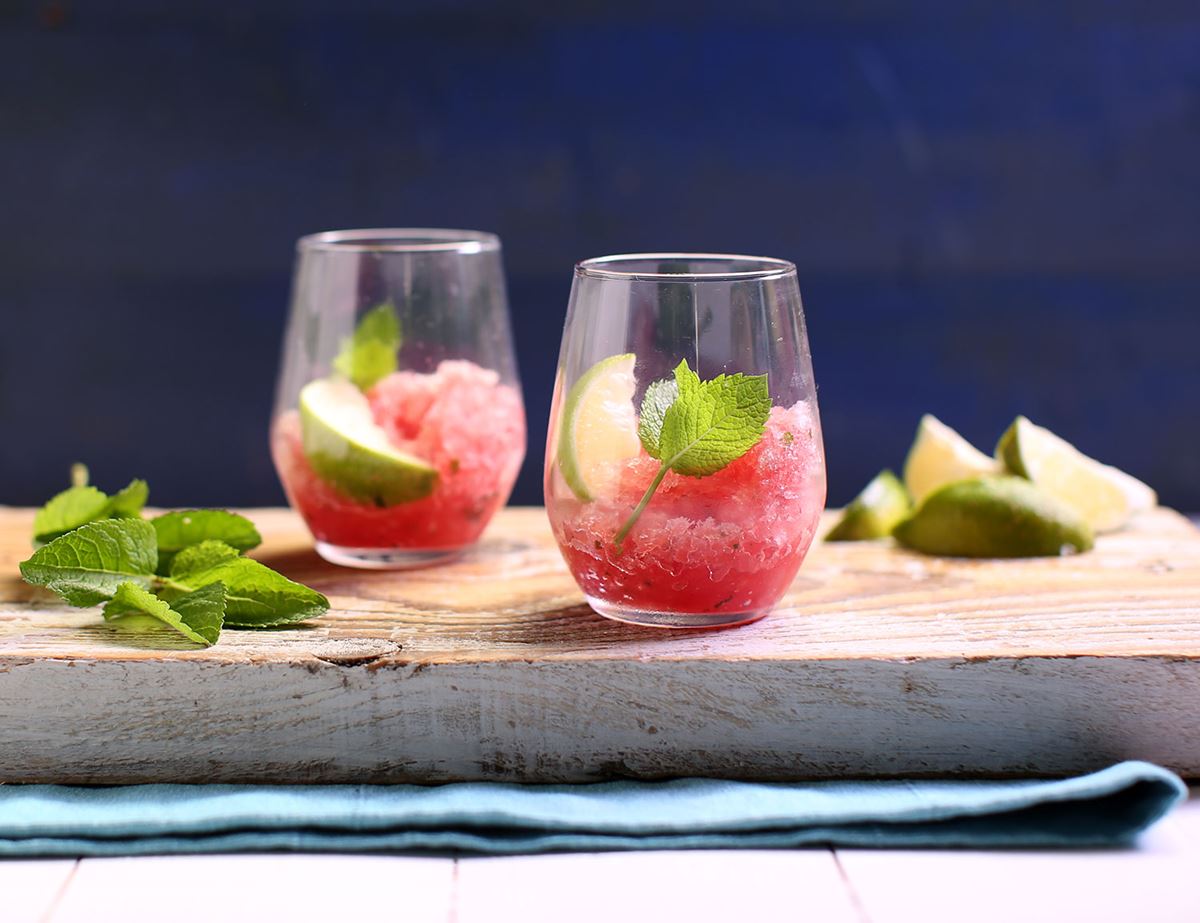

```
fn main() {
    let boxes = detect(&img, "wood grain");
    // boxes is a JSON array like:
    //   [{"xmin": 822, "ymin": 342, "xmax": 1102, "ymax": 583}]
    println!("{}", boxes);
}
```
[{"xmin": 0, "ymin": 506, "xmax": 1197, "ymax": 783}]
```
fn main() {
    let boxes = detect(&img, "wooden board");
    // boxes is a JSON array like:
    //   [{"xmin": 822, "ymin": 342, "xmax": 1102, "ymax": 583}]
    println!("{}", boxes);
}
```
[{"xmin": 1, "ymin": 505, "xmax": 1198, "ymax": 783}]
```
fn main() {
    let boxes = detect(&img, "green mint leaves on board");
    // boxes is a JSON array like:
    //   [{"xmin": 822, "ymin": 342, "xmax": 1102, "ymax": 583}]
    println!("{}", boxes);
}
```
[
  {"xmin": 617, "ymin": 360, "xmax": 770, "ymax": 547},
  {"xmin": 334, "ymin": 300, "xmax": 402, "ymax": 390},
  {"xmin": 19, "ymin": 479, "xmax": 329, "ymax": 647},
  {"xmin": 104, "ymin": 581, "xmax": 226, "ymax": 647},
  {"xmin": 168, "ymin": 540, "xmax": 242, "ymax": 577},
  {"xmin": 163, "ymin": 557, "xmax": 329, "ymax": 628},
  {"xmin": 20, "ymin": 519, "xmax": 158, "ymax": 607},
  {"xmin": 31, "ymin": 466, "xmax": 150, "ymax": 545},
  {"xmin": 151, "ymin": 509, "xmax": 261, "ymax": 574}
]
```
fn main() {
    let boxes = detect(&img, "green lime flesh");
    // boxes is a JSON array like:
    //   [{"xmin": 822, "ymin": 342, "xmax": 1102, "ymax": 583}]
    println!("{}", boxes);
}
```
[
  {"xmin": 299, "ymin": 378, "xmax": 437, "ymax": 507},
  {"xmin": 893, "ymin": 475, "xmax": 1094, "ymax": 558},
  {"xmin": 556, "ymin": 353, "xmax": 637, "ymax": 502},
  {"xmin": 825, "ymin": 469, "xmax": 911, "ymax": 541}
]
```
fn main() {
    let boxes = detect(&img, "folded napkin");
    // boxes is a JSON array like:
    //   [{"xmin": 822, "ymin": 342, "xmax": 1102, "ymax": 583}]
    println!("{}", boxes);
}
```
[{"xmin": 0, "ymin": 761, "xmax": 1183, "ymax": 857}]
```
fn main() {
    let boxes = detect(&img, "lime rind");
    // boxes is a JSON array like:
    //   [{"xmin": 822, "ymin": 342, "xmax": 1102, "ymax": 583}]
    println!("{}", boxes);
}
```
[
  {"xmin": 893, "ymin": 475, "xmax": 1094, "ymax": 558},
  {"xmin": 826, "ymin": 469, "xmax": 911, "ymax": 541}
]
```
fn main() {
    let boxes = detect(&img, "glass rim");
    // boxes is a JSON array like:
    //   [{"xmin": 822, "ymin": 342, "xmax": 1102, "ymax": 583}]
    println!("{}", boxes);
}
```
[
  {"xmin": 575, "ymin": 252, "xmax": 796, "ymax": 282},
  {"xmin": 297, "ymin": 228, "xmax": 501, "ymax": 254}
]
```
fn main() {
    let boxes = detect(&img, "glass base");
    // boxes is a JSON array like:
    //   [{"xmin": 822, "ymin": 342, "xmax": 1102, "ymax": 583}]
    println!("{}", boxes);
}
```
[
  {"xmin": 315, "ymin": 542, "xmax": 463, "ymax": 570},
  {"xmin": 585, "ymin": 596, "xmax": 769, "ymax": 629}
]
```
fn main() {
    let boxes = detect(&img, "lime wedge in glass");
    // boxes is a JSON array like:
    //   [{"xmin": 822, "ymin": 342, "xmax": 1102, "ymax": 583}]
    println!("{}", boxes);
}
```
[
  {"xmin": 997, "ymin": 416, "xmax": 1156, "ymax": 532},
  {"xmin": 299, "ymin": 378, "xmax": 437, "ymax": 506},
  {"xmin": 557, "ymin": 353, "xmax": 641, "ymax": 501},
  {"xmin": 893, "ymin": 475, "xmax": 1094, "ymax": 558},
  {"xmin": 825, "ymin": 469, "xmax": 911, "ymax": 541},
  {"xmin": 903, "ymin": 414, "xmax": 999, "ymax": 505}
]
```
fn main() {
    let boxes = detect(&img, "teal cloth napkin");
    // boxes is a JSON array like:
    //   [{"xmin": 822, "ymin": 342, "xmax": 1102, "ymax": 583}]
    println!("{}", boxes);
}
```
[{"xmin": 0, "ymin": 761, "xmax": 1183, "ymax": 856}]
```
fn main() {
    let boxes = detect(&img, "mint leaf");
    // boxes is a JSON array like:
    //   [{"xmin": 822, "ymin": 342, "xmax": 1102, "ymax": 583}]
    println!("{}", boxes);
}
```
[
  {"xmin": 166, "ymin": 558, "xmax": 328, "ymax": 627},
  {"xmin": 32, "ymin": 486, "xmax": 111, "ymax": 545},
  {"xmin": 151, "ymin": 510, "xmax": 262, "ymax": 573},
  {"xmin": 637, "ymin": 378, "xmax": 679, "ymax": 459},
  {"xmin": 658, "ymin": 360, "xmax": 770, "ymax": 477},
  {"xmin": 20, "ymin": 519, "xmax": 158, "ymax": 607},
  {"xmin": 169, "ymin": 540, "xmax": 242, "ymax": 577},
  {"xmin": 103, "ymin": 581, "xmax": 225, "ymax": 646},
  {"xmin": 616, "ymin": 360, "xmax": 770, "ymax": 546},
  {"xmin": 108, "ymin": 479, "xmax": 149, "ymax": 518},
  {"xmin": 32, "ymin": 474, "xmax": 149, "ymax": 545},
  {"xmin": 333, "ymin": 301, "xmax": 402, "ymax": 390}
]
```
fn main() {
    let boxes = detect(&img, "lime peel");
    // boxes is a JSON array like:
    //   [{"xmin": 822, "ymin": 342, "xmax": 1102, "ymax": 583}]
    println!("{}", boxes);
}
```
[
  {"xmin": 893, "ymin": 475, "xmax": 1094, "ymax": 558},
  {"xmin": 826, "ymin": 469, "xmax": 911, "ymax": 541}
]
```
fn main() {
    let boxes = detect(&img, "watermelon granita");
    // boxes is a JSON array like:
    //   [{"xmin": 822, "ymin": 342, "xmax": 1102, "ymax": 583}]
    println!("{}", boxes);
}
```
[
  {"xmin": 546, "ymin": 400, "xmax": 826, "ymax": 624},
  {"xmin": 273, "ymin": 360, "xmax": 525, "ymax": 552}
]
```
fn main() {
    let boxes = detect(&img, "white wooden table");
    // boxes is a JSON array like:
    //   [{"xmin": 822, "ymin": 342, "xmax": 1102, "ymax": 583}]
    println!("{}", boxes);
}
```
[{"xmin": 3, "ymin": 788, "xmax": 1194, "ymax": 923}]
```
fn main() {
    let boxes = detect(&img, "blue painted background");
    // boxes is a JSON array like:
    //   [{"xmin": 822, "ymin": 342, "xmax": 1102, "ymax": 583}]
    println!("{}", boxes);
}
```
[{"xmin": 2, "ymin": 2, "xmax": 1198, "ymax": 510}]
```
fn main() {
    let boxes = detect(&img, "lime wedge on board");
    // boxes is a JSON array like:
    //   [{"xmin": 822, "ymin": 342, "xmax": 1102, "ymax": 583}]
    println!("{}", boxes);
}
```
[
  {"xmin": 997, "ymin": 416, "xmax": 1155, "ymax": 532},
  {"xmin": 903, "ymin": 414, "xmax": 1000, "ymax": 505},
  {"xmin": 893, "ymin": 475, "xmax": 1094, "ymax": 558},
  {"xmin": 299, "ymin": 378, "xmax": 437, "ymax": 507},
  {"xmin": 826, "ymin": 470, "xmax": 911, "ymax": 541},
  {"xmin": 557, "ymin": 353, "xmax": 641, "ymax": 501}
]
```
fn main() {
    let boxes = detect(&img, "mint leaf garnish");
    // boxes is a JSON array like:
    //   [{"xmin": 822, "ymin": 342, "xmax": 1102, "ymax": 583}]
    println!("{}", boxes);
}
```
[
  {"xmin": 104, "ymin": 581, "xmax": 226, "ymax": 646},
  {"xmin": 637, "ymin": 378, "xmax": 679, "ymax": 459},
  {"xmin": 165, "ymin": 558, "xmax": 328, "ymax": 627},
  {"xmin": 151, "ymin": 510, "xmax": 262, "ymax": 574},
  {"xmin": 333, "ymin": 301, "xmax": 402, "ymax": 390},
  {"xmin": 169, "ymin": 540, "xmax": 241, "ymax": 577},
  {"xmin": 657, "ymin": 361, "xmax": 770, "ymax": 476},
  {"xmin": 616, "ymin": 359, "xmax": 770, "ymax": 546},
  {"xmin": 20, "ymin": 519, "xmax": 158, "ymax": 606}
]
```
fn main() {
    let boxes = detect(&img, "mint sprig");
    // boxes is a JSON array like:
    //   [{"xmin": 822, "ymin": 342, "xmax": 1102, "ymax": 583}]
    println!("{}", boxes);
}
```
[
  {"xmin": 334, "ymin": 300, "xmax": 402, "ymax": 390},
  {"xmin": 32, "ymin": 467, "xmax": 149, "ymax": 545},
  {"xmin": 615, "ymin": 360, "xmax": 770, "ymax": 547},
  {"xmin": 19, "ymin": 485, "xmax": 329, "ymax": 647}
]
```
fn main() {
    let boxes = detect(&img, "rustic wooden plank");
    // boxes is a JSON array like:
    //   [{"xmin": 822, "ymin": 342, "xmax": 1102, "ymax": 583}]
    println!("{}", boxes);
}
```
[
  {"xmin": 0, "ymin": 859, "xmax": 78, "ymax": 923},
  {"xmin": 456, "ymin": 851, "xmax": 862, "ymax": 923},
  {"xmin": 50, "ymin": 856, "xmax": 454, "ymax": 923},
  {"xmin": 1, "ymin": 506, "xmax": 1198, "ymax": 782}
]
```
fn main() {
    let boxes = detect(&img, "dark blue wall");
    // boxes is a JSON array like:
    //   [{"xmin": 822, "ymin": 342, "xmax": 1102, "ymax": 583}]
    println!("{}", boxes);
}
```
[{"xmin": 3, "ymin": 1, "xmax": 1198, "ymax": 510}]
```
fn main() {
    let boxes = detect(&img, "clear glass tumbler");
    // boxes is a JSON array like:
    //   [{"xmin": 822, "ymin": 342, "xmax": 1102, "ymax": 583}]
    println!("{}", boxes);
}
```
[
  {"xmin": 271, "ymin": 229, "xmax": 525, "ymax": 569},
  {"xmin": 544, "ymin": 254, "xmax": 826, "ymax": 627}
]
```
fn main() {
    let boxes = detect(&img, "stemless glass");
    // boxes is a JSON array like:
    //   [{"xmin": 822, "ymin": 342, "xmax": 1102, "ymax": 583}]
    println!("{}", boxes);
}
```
[
  {"xmin": 271, "ymin": 229, "xmax": 525, "ymax": 568},
  {"xmin": 544, "ymin": 254, "xmax": 825, "ymax": 628}
]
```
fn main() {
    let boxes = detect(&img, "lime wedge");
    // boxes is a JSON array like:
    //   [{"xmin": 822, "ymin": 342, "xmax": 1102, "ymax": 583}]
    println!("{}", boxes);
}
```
[
  {"xmin": 557, "ymin": 353, "xmax": 641, "ymax": 501},
  {"xmin": 996, "ymin": 416, "xmax": 1155, "ymax": 532},
  {"xmin": 299, "ymin": 378, "xmax": 437, "ymax": 506},
  {"xmin": 825, "ymin": 470, "xmax": 911, "ymax": 541},
  {"xmin": 903, "ymin": 414, "xmax": 1000, "ymax": 505},
  {"xmin": 893, "ymin": 475, "xmax": 1094, "ymax": 558}
]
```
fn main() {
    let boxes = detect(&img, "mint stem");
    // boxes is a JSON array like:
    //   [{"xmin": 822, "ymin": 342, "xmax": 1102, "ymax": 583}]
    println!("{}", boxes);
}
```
[{"xmin": 615, "ymin": 463, "xmax": 670, "ymax": 548}]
